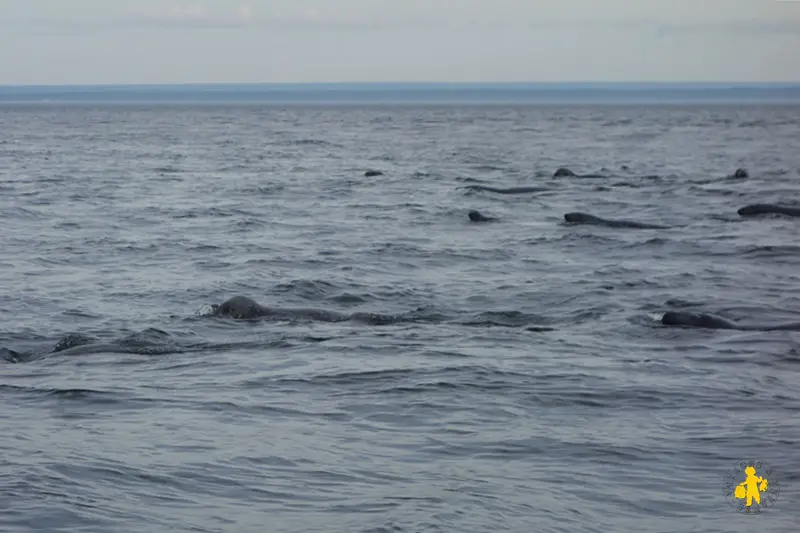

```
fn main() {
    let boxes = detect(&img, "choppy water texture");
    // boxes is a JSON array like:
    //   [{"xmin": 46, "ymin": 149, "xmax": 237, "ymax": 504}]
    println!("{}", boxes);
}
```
[{"xmin": 2, "ymin": 101, "xmax": 800, "ymax": 533}]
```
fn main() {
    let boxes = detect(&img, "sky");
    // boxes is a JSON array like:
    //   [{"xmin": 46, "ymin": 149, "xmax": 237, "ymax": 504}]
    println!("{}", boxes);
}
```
[{"xmin": 1, "ymin": 0, "xmax": 799, "ymax": 85}]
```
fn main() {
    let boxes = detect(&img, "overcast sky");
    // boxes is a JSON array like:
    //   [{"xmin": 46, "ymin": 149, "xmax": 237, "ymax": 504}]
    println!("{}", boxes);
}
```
[{"xmin": 1, "ymin": 0, "xmax": 799, "ymax": 85}]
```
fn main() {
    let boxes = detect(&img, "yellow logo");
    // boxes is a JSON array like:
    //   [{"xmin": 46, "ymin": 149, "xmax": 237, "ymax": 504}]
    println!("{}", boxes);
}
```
[{"xmin": 723, "ymin": 460, "xmax": 780, "ymax": 513}]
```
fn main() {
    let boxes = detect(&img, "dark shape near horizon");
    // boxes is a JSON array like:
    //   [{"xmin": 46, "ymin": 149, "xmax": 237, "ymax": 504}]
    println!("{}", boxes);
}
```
[
  {"xmin": 464, "ymin": 184, "xmax": 549, "ymax": 194},
  {"xmin": 563, "ymin": 212, "xmax": 670, "ymax": 229},
  {"xmin": 468, "ymin": 210, "xmax": 495, "ymax": 222},
  {"xmin": 364, "ymin": 170, "xmax": 384, "ymax": 177},
  {"xmin": 661, "ymin": 311, "xmax": 800, "ymax": 331},
  {"xmin": 737, "ymin": 203, "xmax": 800, "ymax": 218}
]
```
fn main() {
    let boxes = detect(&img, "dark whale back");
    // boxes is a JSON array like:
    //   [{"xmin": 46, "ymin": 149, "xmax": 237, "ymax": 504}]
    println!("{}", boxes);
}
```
[
  {"xmin": 661, "ymin": 311, "xmax": 737, "ymax": 329},
  {"xmin": 564, "ymin": 212, "xmax": 669, "ymax": 229},
  {"xmin": 213, "ymin": 295, "xmax": 267, "ymax": 319},
  {"xmin": 553, "ymin": 167, "xmax": 606, "ymax": 178},
  {"xmin": 53, "ymin": 333, "xmax": 96, "ymax": 353},
  {"xmin": 211, "ymin": 295, "xmax": 350, "ymax": 322},
  {"xmin": 661, "ymin": 311, "xmax": 800, "ymax": 331},
  {"xmin": 564, "ymin": 212, "xmax": 603, "ymax": 224},
  {"xmin": 732, "ymin": 168, "xmax": 749, "ymax": 178},
  {"xmin": 553, "ymin": 167, "xmax": 576, "ymax": 177},
  {"xmin": 1, "ymin": 347, "xmax": 22, "ymax": 363},
  {"xmin": 738, "ymin": 204, "xmax": 800, "ymax": 217},
  {"xmin": 465, "ymin": 185, "xmax": 548, "ymax": 194},
  {"xmin": 5, "ymin": 329, "xmax": 183, "ymax": 363},
  {"xmin": 468, "ymin": 210, "xmax": 495, "ymax": 222}
]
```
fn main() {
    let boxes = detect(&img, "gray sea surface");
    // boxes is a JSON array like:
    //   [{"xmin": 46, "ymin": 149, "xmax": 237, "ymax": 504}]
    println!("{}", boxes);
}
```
[{"xmin": 1, "ymin": 100, "xmax": 800, "ymax": 533}]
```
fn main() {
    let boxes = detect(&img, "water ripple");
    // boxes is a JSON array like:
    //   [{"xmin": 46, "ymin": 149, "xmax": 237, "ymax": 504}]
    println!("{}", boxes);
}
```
[{"xmin": 1, "ymin": 103, "xmax": 799, "ymax": 533}]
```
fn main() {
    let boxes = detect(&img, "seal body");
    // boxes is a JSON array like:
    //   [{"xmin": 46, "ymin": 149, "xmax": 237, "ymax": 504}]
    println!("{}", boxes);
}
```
[{"xmin": 564, "ymin": 212, "xmax": 669, "ymax": 229}]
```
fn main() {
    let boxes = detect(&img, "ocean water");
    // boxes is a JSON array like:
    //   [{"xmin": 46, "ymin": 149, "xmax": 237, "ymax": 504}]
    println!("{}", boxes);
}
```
[{"xmin": 1, "ymin": 88, "xmax": 800, "ymax": 533}]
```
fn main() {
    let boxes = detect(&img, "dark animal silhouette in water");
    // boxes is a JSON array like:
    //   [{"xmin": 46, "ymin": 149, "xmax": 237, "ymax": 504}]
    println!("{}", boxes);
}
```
[
  {"xmin": 729, "ymin": 168, "xmax": 749, "ymax": 178},
  {"xmin": 738, "ymin": 204, "xmax": 800, "ymax": 218},
  {"xmin": 553, "ymin": 167, "xmax": 575, "ymax": 177},
  {"xmin": 463, "ymin": 166, "xmax": 605, "ymax": 195},
  {"xmin": 211, "ymin": 295, "xmax": 396, "ymax": 324},
  {"xmin": 553, "ymin": 167, "xmax": 606, "ymax": 178},
  {"xmin": 662, "ymin": 311, "xmax": 800, "ymax": 331},
  {"xmin": 465, "ymin": 185, "xmax": 549, "ymax": 194},
  {"xmin": 210, "ymin": 296, "xmax": 556, "ymax": 330},
  {"xmin": 468, "ymin": 210, "xmax": 495, "ymax": 222},
  {"xmin": 2, "ymin": 329, "xmax": 182, "ymax": 363},
  {"xmin": 364, "ymin": 170, "xmax": 384, "ymax": 177},
  {"xmin": 564, "ymin": 212, "xmax": 670, "ymax": 229}
]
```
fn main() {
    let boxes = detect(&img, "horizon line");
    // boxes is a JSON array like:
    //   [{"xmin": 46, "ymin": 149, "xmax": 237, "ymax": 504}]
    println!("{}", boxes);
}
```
[{"xmin": 2, "ymin": 81, "xmax": 800, "ymax": 89}]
